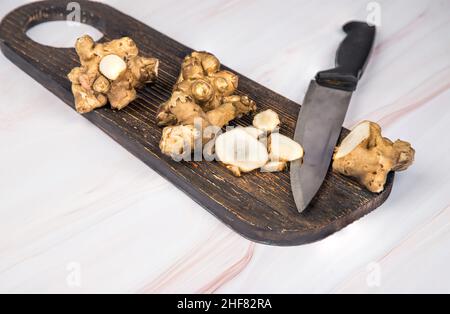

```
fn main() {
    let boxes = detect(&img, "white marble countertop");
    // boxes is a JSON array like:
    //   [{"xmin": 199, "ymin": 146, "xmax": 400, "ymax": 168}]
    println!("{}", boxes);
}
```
[{"xmin": 1, "ymin": 0, "xmax": 449, "ymax": 293}]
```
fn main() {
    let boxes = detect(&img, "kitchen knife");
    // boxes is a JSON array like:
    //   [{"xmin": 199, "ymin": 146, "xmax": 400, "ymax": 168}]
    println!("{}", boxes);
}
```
[{"xmin": 291, "ymin": 21, "xmax": 376, "ymax": 213}]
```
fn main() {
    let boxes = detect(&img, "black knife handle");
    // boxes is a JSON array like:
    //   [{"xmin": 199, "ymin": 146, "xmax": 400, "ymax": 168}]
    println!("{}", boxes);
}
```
[{"xmin": 316, "ymin": 21, "xmax": 376, "ymax": 91}]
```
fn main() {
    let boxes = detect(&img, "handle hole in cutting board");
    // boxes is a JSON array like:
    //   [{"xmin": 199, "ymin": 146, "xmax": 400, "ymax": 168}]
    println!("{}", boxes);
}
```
[{"xmin": 26, "ymin": 21, "xmax": 103, "ymax": 48}]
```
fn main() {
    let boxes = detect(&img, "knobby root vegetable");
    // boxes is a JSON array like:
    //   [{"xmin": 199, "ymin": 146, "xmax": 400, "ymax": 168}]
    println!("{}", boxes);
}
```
[
  {"xmin": 159, "ymin": 124, "xmax": 200, "ymax": 158},
  {"xmin": 157, "ymin": 52, "xmax": 256, "ymax": 157},
  {"xmin": 156, "ymin": 52, "xmax": 303, "ymax": 177},
  {"xmin": 333, "ymin": 121, "xmax": 415, "ymax": 193},
  {"xmin": 68, "ymin": 35, "xmax": 159, "ymax": 113}
]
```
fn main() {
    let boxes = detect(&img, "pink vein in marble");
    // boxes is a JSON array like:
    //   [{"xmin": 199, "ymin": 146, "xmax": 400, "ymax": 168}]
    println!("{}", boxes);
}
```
[
  {"xmin": 138, "ymin": 229, "xmax": 254, "ymax": 294},
  {"xmin": 204, "ymin": 0, "xmax": 242, "ymax": 19},
  {"xmin": 197, "ymin": 242, "xmax": 255, "ymax": 294},
  {"xmin": 373, "ymin": 10, "xmax": 428, "ymax": 56},
  {"xmin": 350, "ymin": 66, "xmax": 450, "ymax": 128},
  {"xmin": 334, "ymin": 204, "xmax": 450, "ymax": 293}
]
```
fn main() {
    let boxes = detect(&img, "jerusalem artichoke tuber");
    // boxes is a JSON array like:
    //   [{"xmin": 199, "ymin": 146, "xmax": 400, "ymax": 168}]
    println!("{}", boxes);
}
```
[
  {"xmin": 68, "ymin": 35, "xmax": 159, "ymax": 113},
  {"xmin": 333, "ymin": 121, "xmax": 415, "ymax": 193},
  {"xmin": 157, "ymin": 52, "xmax": 256, "ymax": 158}
]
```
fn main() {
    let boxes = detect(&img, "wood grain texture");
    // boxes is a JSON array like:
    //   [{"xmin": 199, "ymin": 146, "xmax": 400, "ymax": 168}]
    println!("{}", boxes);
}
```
[{"xmin": 0, "ymin": 0, "xmax": 394, "ymax": 246}]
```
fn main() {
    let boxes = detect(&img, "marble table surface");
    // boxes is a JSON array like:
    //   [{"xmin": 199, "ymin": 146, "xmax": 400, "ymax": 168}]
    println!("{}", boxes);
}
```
[{"xmin": 1, "ymin": 0, "xmax": 449, "ymax": 294}]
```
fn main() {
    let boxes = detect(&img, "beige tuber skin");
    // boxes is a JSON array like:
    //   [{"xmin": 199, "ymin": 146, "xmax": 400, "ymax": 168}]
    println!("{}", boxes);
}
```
[
  {"xmin": 157, "ymin": 52, "xmax": 256, "ymax": 157},
  {"xmin": 333, "ymin": 121, "xmax": 415, "ymax": 193},
  {"xmin": 68, "ymin": 35, "xmax": 159, "ymax": 113}
]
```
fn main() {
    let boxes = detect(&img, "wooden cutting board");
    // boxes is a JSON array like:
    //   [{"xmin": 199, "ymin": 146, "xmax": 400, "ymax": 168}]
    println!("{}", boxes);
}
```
[{"xmin": 0, "ymin": 0, "xmax": 394, "ymax": 246}]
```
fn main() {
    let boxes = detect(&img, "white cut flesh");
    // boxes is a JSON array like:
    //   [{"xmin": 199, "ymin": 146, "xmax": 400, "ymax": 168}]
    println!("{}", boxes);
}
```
[
  {"xmin": 269, "ymin": 132, "xmax": 304, "ymax": 162},
  {"xmin": 334, "ymin": 121, "xmax": 371, "ymax": 159},
  {"xmin": 253, "ymin": 109, "xmax": 280, "ymax": 132},
  {"xmin": 215, "ymin": 128, "xmax": 269, "ymax": 173},
  {"xmin": 99, "ymin": 54, "xmax": 127, "ymax": 81},
  {"xmin": 242, "ymin": 126, "xmax": 265, "ymax": 139},
  {"xmin": 261, "ymin": 161, "xmax": 287, "ymax": 173}
]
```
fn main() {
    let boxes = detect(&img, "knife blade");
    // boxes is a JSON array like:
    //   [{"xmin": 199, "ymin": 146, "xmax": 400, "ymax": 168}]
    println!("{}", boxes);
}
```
[{"xmin": 291, "ymin": 21, "xmax": 376, "ymax": 213}]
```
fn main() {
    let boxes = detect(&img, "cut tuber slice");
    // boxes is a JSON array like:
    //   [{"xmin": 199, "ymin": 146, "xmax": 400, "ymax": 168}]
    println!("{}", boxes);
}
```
[
  {"xmin": 242, "ymin": 126, "xmax": 265, "ymax": 139},
  {"xmin": 215, "ymin": 128, "xmax": 269, "ymax": 176},
  {"xmin": 269, "ymin": 132, "xmax": 304, "ymax": 162},
  {"xmin": 333, "ymin": 121, "xmax": 415, "ymax": 193},
  {"xmin": 261, "ymin": 161, "xmax": 287, "ymax": 173},
  {"xmin": 253, "ymin": 109, "xmax": 281, "ymax": 132}
]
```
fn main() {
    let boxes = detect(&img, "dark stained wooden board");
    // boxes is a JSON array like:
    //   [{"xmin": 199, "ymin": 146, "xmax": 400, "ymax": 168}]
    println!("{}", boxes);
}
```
[{"xmin": 0, "ymin": 0, "xmax": 394, "ymax": 246}]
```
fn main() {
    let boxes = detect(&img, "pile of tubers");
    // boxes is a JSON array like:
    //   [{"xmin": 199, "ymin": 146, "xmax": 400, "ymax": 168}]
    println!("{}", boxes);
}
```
[
  {"xmin": 68, "ymin": 37, "xmax": 415, "ymax": 193},
  {"xmin": 68, "ymin": 35, "xmax": 159, "ymax": 113},
  {"xmin": 155, "ymin": 51, "xmax": 304, "ymax": 176},
  {"xmin": 156, "ymin": 51, "xmax": 257, "ymax": 158}
]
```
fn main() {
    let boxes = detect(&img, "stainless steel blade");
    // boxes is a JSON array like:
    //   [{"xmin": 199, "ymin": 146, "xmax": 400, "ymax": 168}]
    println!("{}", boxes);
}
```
[{"xmin": 290, "ymin": 81, "xmax": 353, "ymax": 213}]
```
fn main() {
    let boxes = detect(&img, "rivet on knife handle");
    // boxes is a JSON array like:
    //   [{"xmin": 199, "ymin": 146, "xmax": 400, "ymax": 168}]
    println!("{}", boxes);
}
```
[{"xmin": 316, "ymin": 21, "xmax": 376, "ymax": 91}]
